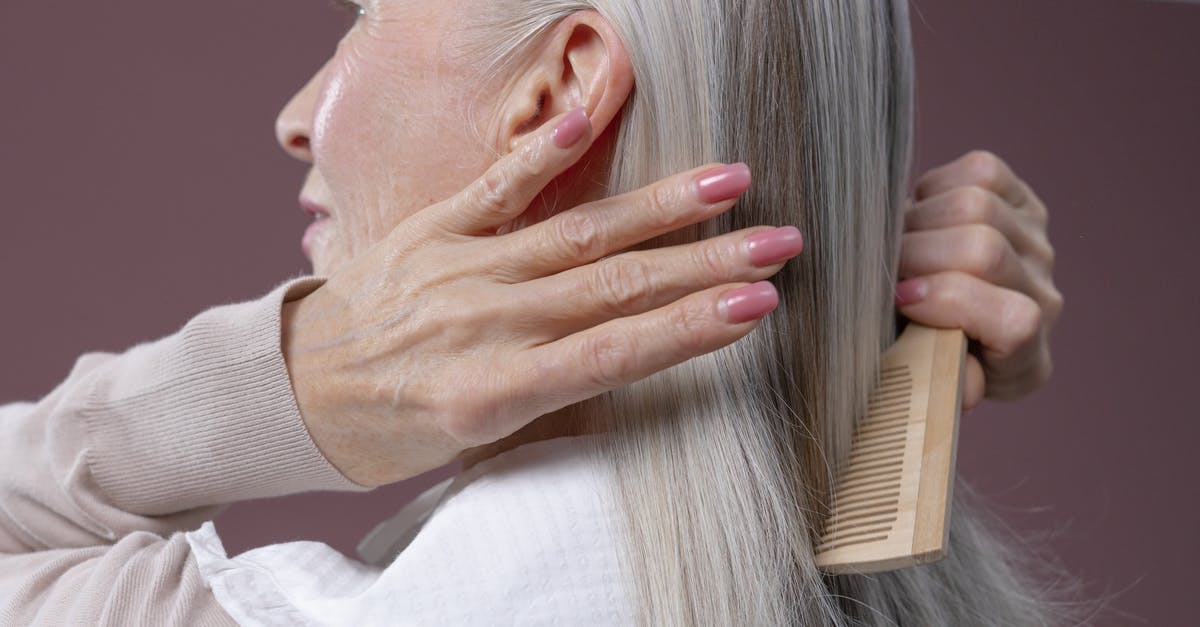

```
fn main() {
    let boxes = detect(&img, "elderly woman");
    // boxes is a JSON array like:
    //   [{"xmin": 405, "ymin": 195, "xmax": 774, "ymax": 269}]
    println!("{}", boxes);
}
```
[{"xmin": 0, "ymin": 1, "xmax": 1065, "ymax": 625}]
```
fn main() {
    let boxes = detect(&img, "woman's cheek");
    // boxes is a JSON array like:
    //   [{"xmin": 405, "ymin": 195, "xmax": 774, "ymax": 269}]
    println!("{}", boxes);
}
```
[
  {"xmin": 311, "ymin": 63, "xmax": 363, "ymax": 176},
  {"xmin": 310, "ymin": 60, "xmax": 393, "ymax": 250}
]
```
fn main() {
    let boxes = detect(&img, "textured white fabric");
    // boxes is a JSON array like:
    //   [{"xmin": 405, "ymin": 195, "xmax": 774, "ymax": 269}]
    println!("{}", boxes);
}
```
[{"xmin": 185, "ymin": 435, "xmax": 636, "ymax": 626}]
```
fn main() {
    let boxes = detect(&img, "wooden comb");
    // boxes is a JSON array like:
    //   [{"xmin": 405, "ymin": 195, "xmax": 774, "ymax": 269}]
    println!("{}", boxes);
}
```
[{"xmin": 814, "ymin": 322, "xmax": 968, "ymax": 574}]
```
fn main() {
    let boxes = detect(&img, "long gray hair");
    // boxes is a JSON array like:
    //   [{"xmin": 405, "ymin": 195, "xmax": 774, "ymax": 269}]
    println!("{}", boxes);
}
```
[{"xmin": 472, "ymin": 1, "xmax": 1079, "ymax": 624}]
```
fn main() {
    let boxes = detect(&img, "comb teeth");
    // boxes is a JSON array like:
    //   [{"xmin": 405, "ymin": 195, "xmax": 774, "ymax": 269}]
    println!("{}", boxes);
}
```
[
  {"xmin": 815, "ymin": 324, "xmax": 966, "ymax": 574},
  {"xmin": 815, "ymin": 366, "xmax": 910, "ymax": 554}
]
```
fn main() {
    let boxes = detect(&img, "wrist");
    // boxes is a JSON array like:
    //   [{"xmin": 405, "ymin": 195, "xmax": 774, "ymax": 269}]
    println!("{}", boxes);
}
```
[{"xmin": 280, "ymin": 292, "xmax": 461, "ymax": 487}]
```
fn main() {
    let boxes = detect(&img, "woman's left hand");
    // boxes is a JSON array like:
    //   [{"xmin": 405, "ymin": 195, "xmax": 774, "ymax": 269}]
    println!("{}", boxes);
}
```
[{"xmin": 894, "ymin": 150, "xmax": 1064, "ymax": 414}]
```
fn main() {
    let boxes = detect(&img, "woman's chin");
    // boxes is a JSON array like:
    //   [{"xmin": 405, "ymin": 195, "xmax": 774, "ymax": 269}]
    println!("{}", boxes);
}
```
[
  {"xmin": 301, "ymin": 225, "xmax": 343, "ymax": 277},
  {"xmin": 303, "ymin": 247, "xmax": 329, "ymax": 277},
  {"xmin": 310, "ymin": 257, "xmax": 331, "ymax": 278}
]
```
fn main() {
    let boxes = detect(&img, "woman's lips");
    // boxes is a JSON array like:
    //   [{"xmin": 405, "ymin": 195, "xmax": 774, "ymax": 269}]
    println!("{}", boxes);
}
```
[
  {"xmin": 300, "ymin": 198, "xmax": 331, "ymax": 259},
  {"xmin": 300, "ymin": 198, "xmax": 330, "ymax": 219},
  {"xmin": 302, "ymin": 218, "xmax": 329, "ymax": 259}
]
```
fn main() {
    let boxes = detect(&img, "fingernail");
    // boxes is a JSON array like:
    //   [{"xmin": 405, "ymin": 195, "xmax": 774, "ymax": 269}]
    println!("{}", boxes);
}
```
[
  {"xmin": 719, "ymin": 281, "xmax": 779, "ymax": 324},
  {"xmin": 695, "ymin": 163, "xmax": 752, "ymax": 204},
  {"xmin": 551, "ymin": 108, "xmax": 589, "ymax": 149},
  {"xmin": 744, "ymin": 226, "xmax": 804, "ymax": 266},
  {"xmin": 895, "ymin": 278, "xmax": 928, "ymax": 306}
]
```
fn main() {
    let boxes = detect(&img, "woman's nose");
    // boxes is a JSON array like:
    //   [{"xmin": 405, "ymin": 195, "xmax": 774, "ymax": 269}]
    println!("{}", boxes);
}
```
[{"xmin": 275, "ymin": 70, "xmax": 325, "ymax": 164}]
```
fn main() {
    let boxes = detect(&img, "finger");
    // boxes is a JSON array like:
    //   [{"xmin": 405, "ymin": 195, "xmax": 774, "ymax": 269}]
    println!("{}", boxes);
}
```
[
  {"xmin": 894, "ymin": 271, "xmax": 1043, "ymax": 369},
  {"xmin": 517, "ymin": 281, "xmax": 778, "ymax": 417},
  {"xmin": 898, "ymin": 224, "xmax": 1036, "ymax": 297},
  {"xmin": 514, "ymin": 226, "xmax": 803, "ymax": 338},
  {"xmin": 429, "ymin": 108, "xmax": 595, "ymax": 235},
  {"xmin": 962, "ymin": 354, "xmax": 985, "ymax": 413},
  {"xmin": 899, "ymin": 220, "xmax": 1061, "ymax": 326},
  {"xmin": 492, "ymin": 163, "xmax": 752, "ymax": 281},
  {"xmin": 903, "ymin": 186, "xmax": 1052, "ymax": 264},
  {"xmin": 914, "ymin": 150, "xmax": 1029, "ymax": 208}
]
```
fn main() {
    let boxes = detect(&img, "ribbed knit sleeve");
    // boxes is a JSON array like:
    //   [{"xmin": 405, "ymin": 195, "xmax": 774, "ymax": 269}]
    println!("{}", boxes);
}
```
[
  {"xmin": 0, "ymin": 532, "xmax": 237, "ymax": 626},
  {"xmin": 0, "ymin": 275, "xmax": 368, "ymax": 553},
  {"xmin": 79, "ymin": 275, "xmax": 371, "ymax": 518},
  {"xmin": 0, "ymin": 276, "xmax": 372, "ymax": 624}
]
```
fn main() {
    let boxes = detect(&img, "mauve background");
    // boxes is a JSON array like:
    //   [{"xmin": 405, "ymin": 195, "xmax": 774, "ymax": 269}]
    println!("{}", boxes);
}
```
[{"xmin": 1, "ymin": 0, "xmax": 1195, "ymax": 623}]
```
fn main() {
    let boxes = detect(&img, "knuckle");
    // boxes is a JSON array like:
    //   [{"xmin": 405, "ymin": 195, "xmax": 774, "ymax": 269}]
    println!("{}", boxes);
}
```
[
  {"xmin": 474, "ymin": 169, "xmax": 513, "ymax": 221},
  {"xmin": 963, "ymin": 150, "xmax": 1004, "ymax": 186},
  {"xmin": 1034, "ymin": 199, "xmax": 1051, "ymax": 226},
  {"xmin": 1035, "ymin": 239, "xmax": 1057, "ymax": 271},
  {"xmin": 555, "ymin": 213, "xmax": 603, "ymax": 260},
  {"xmin": 514, "ymin": 137, "xmax": 548, "ymax": 178},
  {"xmin": 1045, "ymin": 243, "xmax": 1057, "ymax": 270},
  {"xmin": 668, "ymin": 298, "xmax": 714, "ymax": 351},
  {"xmin": 441, "ymin": 373, "xmax": 527, "ymax": 446},
  {"xmin": 583, "ymin": 331, "xmax": 637, "ymax": 389},
  {"xmin": 953, "ymin": 186, "xmax": 997, "ymax": 224},
  {"xmin": 1045, "ymin": 287, "xmax": 1065, "ymax": 324},
  {"xmin": 964, "ymin": 224, "xmax": 1011, "ymax": 278},
  {"xmin": 695, "ymin": 240, "xmax": 737, "ymax": 281},
  {"xmin": 1003, "ymin": 294, "xmax": 1043, "ymax": 352},
  {"xmin": 930, "ymin": 271, "xmax": 971, "ymax": 313},
  {"xmin": 438, "ymin": 398, "xmax": 495, "ymax": 447},
  {"xmin": 592, "ymin": 257, "xmax": 655, "ymax": 313},
  {"xmin": 643, "ymin": 183, "xmax": 683, "ymax": 230}
]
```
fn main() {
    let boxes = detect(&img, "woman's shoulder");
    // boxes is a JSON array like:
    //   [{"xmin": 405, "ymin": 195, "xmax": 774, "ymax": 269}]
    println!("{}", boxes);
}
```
[
  {"xmin": 190, "ymin": 434, "xmax": 635, "ymax": 626},
  {"xmin": 373, "ymin": 434, "xmax": 633, "ymax": 624}
]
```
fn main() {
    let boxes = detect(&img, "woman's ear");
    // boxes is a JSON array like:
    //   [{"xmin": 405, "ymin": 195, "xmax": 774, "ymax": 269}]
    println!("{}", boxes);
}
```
[{"xmin": 498, "ymin": 11, "xmax": 633, "ymax": 153}]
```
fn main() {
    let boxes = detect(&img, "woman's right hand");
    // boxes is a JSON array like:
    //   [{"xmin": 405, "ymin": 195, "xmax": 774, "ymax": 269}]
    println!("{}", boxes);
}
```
[{"xmin": 280, "ymin": 109, "xmax": 804, "ymax": 487}]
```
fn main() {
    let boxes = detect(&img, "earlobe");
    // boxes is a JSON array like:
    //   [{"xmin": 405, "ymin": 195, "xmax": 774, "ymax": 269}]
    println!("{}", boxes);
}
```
[{"xmin": 500, "ymin": 11, "xmax": 633, "ymax": 153}]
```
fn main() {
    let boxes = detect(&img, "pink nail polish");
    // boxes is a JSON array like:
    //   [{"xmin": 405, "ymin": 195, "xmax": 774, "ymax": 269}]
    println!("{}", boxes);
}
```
[
  {"xmin": 695, "ymin": 163, "xmax": 752, "ymax": 204},
  {"xmin": 895, "ymin": 278, "xmax": 928, "ymax": 306},
  {"xmin": 551, "ymin": 108, "xmax": 590, "ymax": 149},
  {"xmin": 719, "ymin": 281, "xmax": 779, "ymax": 324},
  {"xmin": 744, "ymin": 226, "xmax": 804, "ymax": 266}
]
